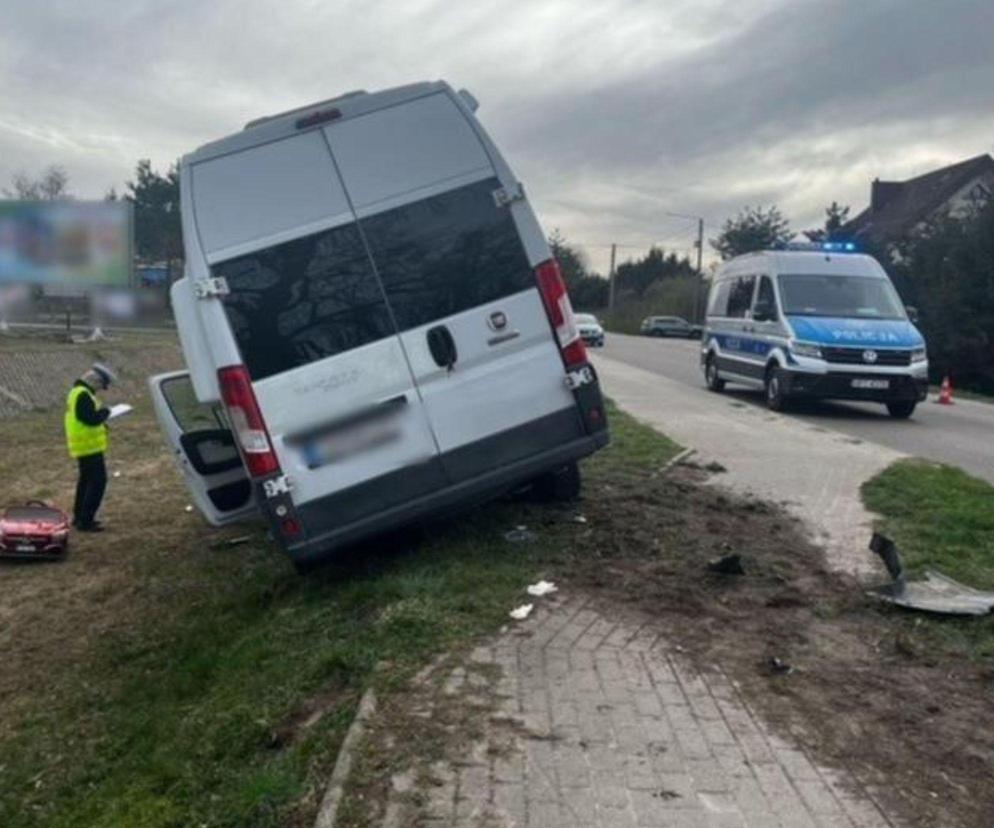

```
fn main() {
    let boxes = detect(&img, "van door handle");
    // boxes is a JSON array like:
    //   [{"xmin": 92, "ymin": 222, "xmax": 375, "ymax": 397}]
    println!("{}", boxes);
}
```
[{"xmin": 426, "ymin": 325, "xmax": 458, "ymax": 371}]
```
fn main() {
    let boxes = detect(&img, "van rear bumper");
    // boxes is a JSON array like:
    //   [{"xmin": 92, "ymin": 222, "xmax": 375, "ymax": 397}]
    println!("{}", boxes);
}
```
[{"xmin": 284, "ymin": 428, "xmax": 609, "ymax": 566}]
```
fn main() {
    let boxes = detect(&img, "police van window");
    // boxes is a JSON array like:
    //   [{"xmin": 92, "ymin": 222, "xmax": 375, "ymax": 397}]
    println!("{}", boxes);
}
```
[
  {"xmin": 360, "ymin": 177, "xmax": 534, "ymax": 331},
  {"xmin": 213, "ymin": 222, "xmax": 396, "ymax": 381},
  {"xmin": 726, "ymin": 275, "xmax": 756, "ymax": 318},
  {"xmin": 777, "ymin": 274, "xmax": 905, "ymax": 319},
  {"xmin": 754, "ymin": 276, "xmax": 778, "ymax": 320},
  {"xmin": 707, "ymin": 280, "xmax": 732, "ymax": 316}
]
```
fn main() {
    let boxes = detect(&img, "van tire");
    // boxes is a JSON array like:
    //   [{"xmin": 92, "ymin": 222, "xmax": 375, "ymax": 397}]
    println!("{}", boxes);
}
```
[
  {"xmin": 529, "ymin": 462, "xmax": 582, "ymax": 502},
  {"xmin": 765, "ymin": 366, "xmax": 790, "ymax": 412},
  {"xmin": 705, "ymin": 355, "xmax": 725, "ymax": 392},
  {"xmin": 886, "ymin": 401, "xmax": 917, "ymax": 419}
]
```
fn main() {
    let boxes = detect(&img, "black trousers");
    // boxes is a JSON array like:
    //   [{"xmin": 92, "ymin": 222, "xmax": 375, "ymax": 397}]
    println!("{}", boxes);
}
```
[{"xmin": 74, "ymin": 453, "xmax": 107, "ymax": 527}]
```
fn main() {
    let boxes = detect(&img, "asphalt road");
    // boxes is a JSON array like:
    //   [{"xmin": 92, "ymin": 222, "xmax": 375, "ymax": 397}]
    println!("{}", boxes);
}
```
[{"xmin": 601, "ymin": 332, "xmax": 994, "ymax": 484}]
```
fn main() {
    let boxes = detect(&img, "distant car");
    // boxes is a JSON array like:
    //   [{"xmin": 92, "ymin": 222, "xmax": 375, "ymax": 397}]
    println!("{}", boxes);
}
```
[
  {"xmin": 640, "ymin": 316, "xmax": 702, "ymax": 338},
  {"xmin": 575, "ymin": 313, "xmax": 605, "ymax": 347}
]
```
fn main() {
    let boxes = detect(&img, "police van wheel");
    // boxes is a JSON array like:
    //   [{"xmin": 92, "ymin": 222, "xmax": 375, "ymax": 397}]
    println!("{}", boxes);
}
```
[
  {"xmin": 705, "ymin": 356, "xmax": 725, "ymax": 392},
  {"xmin": 886, "ymin": 401, "xmax": 916, "ymax": 419},
  {"xmin": 765, "ymin": 367, "xmax": 790, "ymax": 412}
]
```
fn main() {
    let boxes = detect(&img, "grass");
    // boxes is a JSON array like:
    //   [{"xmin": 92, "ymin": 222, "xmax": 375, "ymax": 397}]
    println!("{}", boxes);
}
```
[
  {"xmin": 0, "ymin": 396, "xmax": 679, "ymax": 827},
  {"xmin": 862, "ymin": 459, "xmax": 994, "ymax": 658}
]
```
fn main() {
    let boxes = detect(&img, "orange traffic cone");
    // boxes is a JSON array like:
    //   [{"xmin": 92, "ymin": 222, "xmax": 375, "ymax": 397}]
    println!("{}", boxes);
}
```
[{"xmin": 936, "ymin": 375, "xmax": 954, "ymax": 405}]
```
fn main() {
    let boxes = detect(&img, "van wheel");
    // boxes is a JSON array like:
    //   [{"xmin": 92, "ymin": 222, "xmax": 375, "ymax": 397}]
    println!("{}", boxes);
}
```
[
  {"xmin": 705, "ymin": 355, "xmax": 725, "ymax": 392},
  {"xmin": 530, "ymin": 462, "xmax": 581, "ymax": 502},
  {"xmin": 765, "ymin": 366, "xmax": 790, "ymax": 412},
  {"xmin": 886, "ymin": 401, "xmax": 917, "ymax": 419}
]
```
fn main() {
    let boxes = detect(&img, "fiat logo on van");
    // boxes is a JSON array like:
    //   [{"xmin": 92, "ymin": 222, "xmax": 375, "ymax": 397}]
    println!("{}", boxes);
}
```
[
  {"xmin": 862, "ymin": 349, "xmax": 879, "ymax": 364},
  {"xmin": 487, "ymin": 311, "xmax": 508, "ymax": 331}
]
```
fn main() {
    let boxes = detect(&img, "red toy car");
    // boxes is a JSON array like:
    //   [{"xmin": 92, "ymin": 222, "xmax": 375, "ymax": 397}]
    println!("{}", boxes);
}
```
[{"xmin": 0, "ymin": 501, "xmax": 70, "ymax": 560}]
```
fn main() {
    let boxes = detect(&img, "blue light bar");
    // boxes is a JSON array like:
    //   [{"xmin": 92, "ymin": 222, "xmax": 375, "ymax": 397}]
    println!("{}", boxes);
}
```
[{"xmin": 778, "ymin": 241, "xmax": 858, "ymax": 253}]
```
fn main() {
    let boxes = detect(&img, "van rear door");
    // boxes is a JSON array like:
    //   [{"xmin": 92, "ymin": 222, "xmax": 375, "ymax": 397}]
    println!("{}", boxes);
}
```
[
  {"xmin": 188, "ymin": 131, "xmax": 447, "ymax": 537},
  {"xmin": 324, "ymin": 92, "xmax": 582, "ymax": 483},
  {"xmin": 148, "ymin": 371, "xmax": 256, "ymax": 526}
]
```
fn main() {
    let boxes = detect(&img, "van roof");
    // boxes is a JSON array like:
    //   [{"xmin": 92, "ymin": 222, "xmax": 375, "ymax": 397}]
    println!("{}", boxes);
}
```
[
  {"xmin": 715, "ymin": 250, "xmax": 887, "ymax": 279},
  {"xmin": 185, "ymin": 81, "xmax": 455, "ymax": 166}
]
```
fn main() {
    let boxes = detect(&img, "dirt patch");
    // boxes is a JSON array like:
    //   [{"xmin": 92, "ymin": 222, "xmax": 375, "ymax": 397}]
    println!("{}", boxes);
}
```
[{"xmin": 554, "ymin": 462, "xmax": 994, "ymax": 828}]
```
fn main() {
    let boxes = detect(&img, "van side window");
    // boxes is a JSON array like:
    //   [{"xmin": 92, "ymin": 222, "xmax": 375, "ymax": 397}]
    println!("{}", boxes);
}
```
[
  {"xmin": 754, "ymin": 276, "xmax": 778, "ymax": 320},
  {"xmin": 214, "ymin": 222, "xmax": 395, "ymax": 381},
  {"xmin": 708, "ymin": 280, "xmax": 732, "ymax": 316},
  {"xmin": 360, "ymin": 177, "xmax": 534, "ymax": 331},
  {"xmin": 726, "ymin": 275, "xmax": 756, "ymax": 318}
]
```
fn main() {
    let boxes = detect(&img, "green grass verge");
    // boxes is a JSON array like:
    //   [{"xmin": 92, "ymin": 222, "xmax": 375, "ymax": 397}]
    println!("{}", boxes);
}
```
[
  {"xmin": 862, "ymin": 459, "xmax": 994, "ymax": 658},
  {"xmin": 0, "ymin": 401, "xmax": 679, "ymax": 828}
]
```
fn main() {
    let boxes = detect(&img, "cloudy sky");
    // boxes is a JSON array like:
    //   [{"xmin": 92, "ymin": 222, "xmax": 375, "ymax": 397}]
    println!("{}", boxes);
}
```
[{"xmin": 1, "ymin": 0, "xmax": 992, "ymax": 271}]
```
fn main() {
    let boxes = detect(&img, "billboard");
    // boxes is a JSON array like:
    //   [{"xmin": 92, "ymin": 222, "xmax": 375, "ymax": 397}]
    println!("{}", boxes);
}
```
[{"xmin": 0, "ymin": 200, "xmax": 133, "ymax": 288}]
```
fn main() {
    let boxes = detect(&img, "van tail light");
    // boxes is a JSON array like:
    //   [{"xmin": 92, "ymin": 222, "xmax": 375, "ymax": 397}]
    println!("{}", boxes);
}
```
[
  {"xmin": 535, "ymin": 259, "xmax": 587, "ymax": 368},
  {"xmin": 217, "ymin": 365, "xmax": 280, "ymax": 478}
]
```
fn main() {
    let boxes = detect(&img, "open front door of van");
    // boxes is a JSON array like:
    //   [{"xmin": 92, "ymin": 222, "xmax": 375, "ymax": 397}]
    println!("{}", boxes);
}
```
[{"xmin": 148, "ymin": 371, "xmax": 258, "ymax": 526}]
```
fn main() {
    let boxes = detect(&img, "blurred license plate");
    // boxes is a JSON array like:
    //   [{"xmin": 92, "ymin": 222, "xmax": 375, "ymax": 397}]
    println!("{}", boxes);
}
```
[
  {"xmin": 852, "ymin": 379, "xmax": 889, "ymax": 389},
  {"xmin": 16, "ymin": 543, "xmax": 35, "ymax": 553},
  {"xmin": 305, "ymin": 421, "xmax": 400, "ymax": 467}
]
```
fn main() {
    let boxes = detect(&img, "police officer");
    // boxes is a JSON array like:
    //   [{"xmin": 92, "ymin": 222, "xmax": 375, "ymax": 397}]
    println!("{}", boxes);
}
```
[{"xmin": 65, "ymin": 362, "xmax": 116, "ymax": 532}]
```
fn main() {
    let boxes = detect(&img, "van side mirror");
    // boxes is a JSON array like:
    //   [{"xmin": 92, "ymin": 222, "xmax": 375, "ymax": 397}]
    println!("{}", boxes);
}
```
[
  {"xmin": 905, "ymin": 305, "xmax": 919, "ymax": 323},
  {"xmin": 753, "ymin": 301, "xmax": 777, "ymax": 322}
]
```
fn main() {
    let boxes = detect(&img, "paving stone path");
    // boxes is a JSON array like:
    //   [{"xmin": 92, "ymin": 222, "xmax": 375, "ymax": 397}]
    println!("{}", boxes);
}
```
[{"xmin": 362, "ymin": 595, "xmax": 895, "ymax": 828}]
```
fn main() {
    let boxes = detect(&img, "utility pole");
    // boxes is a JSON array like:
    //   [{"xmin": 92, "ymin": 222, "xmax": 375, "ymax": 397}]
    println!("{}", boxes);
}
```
[
  {"xmin": 693, "ymin": 218, "xmax": 704, "ymax": 323},
  {"xmin": 608, "ymin": 243, "xmax": 617, "ymax": 310}
]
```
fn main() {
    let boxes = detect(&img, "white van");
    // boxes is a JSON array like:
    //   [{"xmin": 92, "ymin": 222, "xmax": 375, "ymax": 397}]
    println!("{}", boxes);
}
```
[
  {"xmin": 701, "ymin": 243, "xmax": 929, "ymax": 418},
  {"xmin": 149, "ymin": 82, "xmax": 609, "ymax": 570}
]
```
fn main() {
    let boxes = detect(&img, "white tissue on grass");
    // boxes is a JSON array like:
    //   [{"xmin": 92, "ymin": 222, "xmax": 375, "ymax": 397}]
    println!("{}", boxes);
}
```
[
  {"xmin": 526, "ymin": 580, "xmax": 558, "ymax": 597},
  {"xmin": 112, "ymin": 471, "xmax": 122, "ymax": 478},
  {"xmin": 509, "ymin": 603, "xmax": 534, "ymax": 620},
  {"xmin": 184, "ymin": 505, "xmax": 194, "ymax": 513}
]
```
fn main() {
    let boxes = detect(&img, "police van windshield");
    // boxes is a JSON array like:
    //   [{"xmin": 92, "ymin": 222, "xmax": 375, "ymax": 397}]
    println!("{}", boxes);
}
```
[{"xmin": 777, "ymin": 274, "xmax": 905, "ymax": 320}]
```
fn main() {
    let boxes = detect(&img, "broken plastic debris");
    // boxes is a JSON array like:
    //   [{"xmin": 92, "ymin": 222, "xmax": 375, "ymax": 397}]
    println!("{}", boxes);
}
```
[
  {"xmin": 572, "ymin": 515, "xmax": 587, "ymax": 524},
  {"xmin": 768, "ymin": 657, "xmax": 793, "ymax": 675},
  {"xmin": 707, "ymin": 553, "xmax": 744, "ymax": 575},
  {"xmin": 504, "ymin": 525, "xmax": 536, "ymax": 543},
  {"xmin": 509, "ymin": 603, "xmax": 534, "ymax": 620},
  {"xmin": 526, "ymin": 580, "xmax": 558, "ymax": 597},
  {"xmin": 209, "ymin": 535, "xmax": 251, "ymax": 550},
  {"xmin": 868, "ymin": 533, "xmax": 994, "ymax": 616}
]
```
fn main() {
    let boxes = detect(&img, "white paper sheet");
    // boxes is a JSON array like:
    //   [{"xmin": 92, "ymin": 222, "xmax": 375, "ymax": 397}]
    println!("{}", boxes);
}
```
[{"xmin": 107, "ymin": 403, "xmax": 133, "ymax": 421}]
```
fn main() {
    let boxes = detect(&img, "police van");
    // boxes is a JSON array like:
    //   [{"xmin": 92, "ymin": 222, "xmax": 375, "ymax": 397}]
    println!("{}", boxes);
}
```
[
  {"xmin": 148, "ymin": 81, "xmax": 609, "ymax": 571},
  {"xmin": 701, "ymin": 243, "xmax": 928, "ymax": 418}
]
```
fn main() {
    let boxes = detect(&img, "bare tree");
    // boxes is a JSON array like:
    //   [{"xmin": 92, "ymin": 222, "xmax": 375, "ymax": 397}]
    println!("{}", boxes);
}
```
[{"xmin": 3, "ymin": 165, "xmax": 73, "ymax": 200}]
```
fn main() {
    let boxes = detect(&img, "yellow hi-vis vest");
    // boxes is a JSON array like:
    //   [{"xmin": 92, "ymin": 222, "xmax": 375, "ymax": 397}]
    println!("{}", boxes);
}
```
[{"xmin": 65, "ymin": 385, "xmax": 108, "ymax": 459}]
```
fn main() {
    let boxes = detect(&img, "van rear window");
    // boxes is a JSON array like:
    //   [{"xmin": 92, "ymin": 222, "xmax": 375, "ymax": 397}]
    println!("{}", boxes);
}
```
[
  {"xmin": 213, "ymin": 177, "xmax": 535, "ymax": 381},
  {"xmin": 214, "ymin": 222, "xmax": 395, "ymax": 381},
  {"xmin": 361, "ymin": 177, "xmax": 534, "ymax": 330}
]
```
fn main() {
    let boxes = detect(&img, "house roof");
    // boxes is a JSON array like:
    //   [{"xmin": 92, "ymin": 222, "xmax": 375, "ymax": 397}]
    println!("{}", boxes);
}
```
[{"xmin": 842, "ymin": 154, "xmax": 994, "ymax": 243}]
